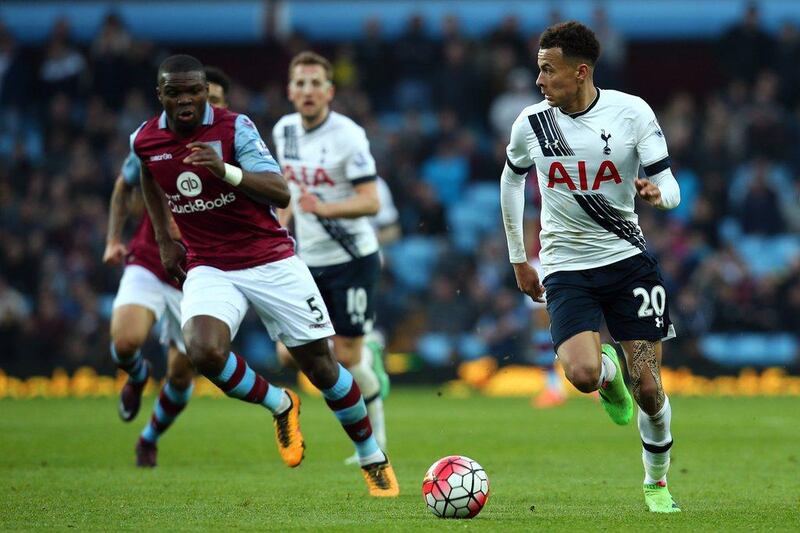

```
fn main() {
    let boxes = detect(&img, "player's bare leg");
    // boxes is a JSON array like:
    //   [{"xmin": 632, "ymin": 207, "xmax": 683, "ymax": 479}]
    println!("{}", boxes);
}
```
[
  {"xmin": 334, "ymin": 334, "xmax": 388, "ymax": 461},
  {"xmin": 276, "ymin": 341, "xmax": 321, "ymax": 397},
  {"xmin": 557, "ymin": 331, "xmax": 633, "ymax": 424},
  {"xmin": 556, "ymin": 331, "xmax": 603, "ymax": 392},
  {"xmin": 619, "ymin": 340, "xmax": 679, "ymax": 512},
  {"xmin": 136, "ymin": 345, "xmax": 195, "ymax": 467},
  {"xmin": 289, "ymin": 339, "xmax": 399, "ymax": 497},
  {"xmin": 110, "ymin": 305, "xmax": 155, "ymax": 421},
  {"xmin": 183, "ymin": 316, "xmax": 304, "ymax": 467}
]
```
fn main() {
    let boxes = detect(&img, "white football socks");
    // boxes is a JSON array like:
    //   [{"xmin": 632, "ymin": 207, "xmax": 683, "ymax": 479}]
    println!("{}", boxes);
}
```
[
  {"xmin": 638, "ymin": 395, "xmax": 673, "ymax": 484},
  {"xmin": 597, "ymin": 352, "xmax": 617, "ymax": 389},
  {"xmin": 349, "ymin": 354, "xmax": 387, "ymax": 450}
]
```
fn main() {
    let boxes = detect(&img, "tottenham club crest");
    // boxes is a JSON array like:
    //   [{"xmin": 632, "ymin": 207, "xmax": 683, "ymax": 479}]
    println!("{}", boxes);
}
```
[{"xmin": 600, "ymin": 129, "xmax": 612, "ymax": 155}]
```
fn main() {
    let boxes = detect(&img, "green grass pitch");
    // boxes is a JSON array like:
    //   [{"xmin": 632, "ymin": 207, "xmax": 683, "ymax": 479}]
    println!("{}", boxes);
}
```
[{"xmin": 1, "ymin": 389, "xmax": 798, "ymax": 531}]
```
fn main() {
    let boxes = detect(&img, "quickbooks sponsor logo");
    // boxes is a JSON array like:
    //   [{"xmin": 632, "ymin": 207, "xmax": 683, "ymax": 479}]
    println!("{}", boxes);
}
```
[
  {"xmin": 177, "ymin": 172, "xmax": 202, "ymax": 197},
  {"xmin": 169, "ymin": 192, "xmax": 237, "ymax": 214}
]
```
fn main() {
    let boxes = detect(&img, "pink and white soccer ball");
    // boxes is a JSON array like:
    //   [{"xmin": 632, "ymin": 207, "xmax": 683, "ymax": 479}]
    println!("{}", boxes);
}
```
[{"xmin": 422, "ymin": 455, "xmax": 489, "ymax": 518}]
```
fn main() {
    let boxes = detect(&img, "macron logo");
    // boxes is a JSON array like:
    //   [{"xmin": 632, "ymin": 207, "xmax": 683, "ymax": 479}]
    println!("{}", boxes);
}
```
[{"xmin": 149, "ymin": 153, "xmax": 173, "ymax": 161}]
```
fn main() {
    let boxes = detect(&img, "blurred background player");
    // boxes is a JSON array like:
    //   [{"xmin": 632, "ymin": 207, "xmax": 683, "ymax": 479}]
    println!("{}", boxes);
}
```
[
  {"xmin": 362, "ymin": 175, "xmax": 401, "ymax": 403},
  {"xmin": 272, "ymin": 52, "xmax": 390, "ymax": 462},
  {"xmin": 501, "ymin": 22, "xmax": 681, "ymax": 512},
  {"xmin": 103, "ymin": 65, "xmax": 231, "ymax": 467},
  {"xmin": 137, "ymin": 55, "xmax": 398, "ymax": 496}
]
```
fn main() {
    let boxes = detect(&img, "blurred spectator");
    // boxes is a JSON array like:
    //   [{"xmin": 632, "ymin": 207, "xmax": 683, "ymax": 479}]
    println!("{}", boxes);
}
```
[
  {"xmin": 488, "ymin": 15, "xmax": 527, "ymax": 65},
  {"xmin": 718, "ymin": 2, "xmax": 774, "ymax": 84},
  {"xmin": 774, "ymin": 21, "xmax": 800, "ymax": 107},
  {"xmin": 393, "ymin": 14, "xmax": 435, "ymax": 110},
  {"xmin": 737, "ymin": 170, "xmax": 786, "ymax": 235},
  {"xmin": 433, "ymin": 40, "xmax": 482, "ymax": 125},
  {"xmin": 356, "ymin": 18, "xmax": 393, "ymax": 111},
  {"xmin": 489, "ymin": 67, "xmax": 540, "ymax": 136},
  {"xmin": 592, "ymin": 6, "xmax": 626, "ymax": 88},
  {"xmin": 90, "ymin": 13, "xmax": 132, "ymax": 107},
  {"xmin": 39, "ymin": 18, "xmax": 86, "ymax": 99},
  {"xmin": 0, "ymin": 21, "xmax": 27, "ymax": 109}
]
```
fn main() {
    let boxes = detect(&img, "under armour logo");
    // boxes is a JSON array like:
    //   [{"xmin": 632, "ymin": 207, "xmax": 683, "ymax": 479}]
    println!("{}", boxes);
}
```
[
  {"xmin": 600, "ymin": 130, "xmax": 612, "ymax": 155},
  {"xmin": 544, "ymin": 139, "xmax": 561, "ymax": 151},
  {"xmin": 655, "ymin": 317, "xmax": 664, "ymax": 328}
]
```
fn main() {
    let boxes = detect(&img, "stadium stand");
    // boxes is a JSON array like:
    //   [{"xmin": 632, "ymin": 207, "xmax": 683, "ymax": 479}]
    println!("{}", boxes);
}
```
[{"xmin": 1, "ymin": 3, "xmax": 799, "ymax": 376}]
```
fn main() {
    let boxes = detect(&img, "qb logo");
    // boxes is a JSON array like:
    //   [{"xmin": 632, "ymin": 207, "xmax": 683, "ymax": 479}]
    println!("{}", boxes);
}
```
[{"xmin": 177, "ymin": 172, "xmax": 202, "ymax": 197}]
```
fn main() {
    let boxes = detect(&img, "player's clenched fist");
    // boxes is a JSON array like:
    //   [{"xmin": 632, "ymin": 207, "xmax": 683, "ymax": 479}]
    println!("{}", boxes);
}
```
[
  {"xmin": 183, "ymin": 142, "xmax": 225, "ymax": 178},
  {"xmin": 298, "ymin": 185, "xmax": 327, "ymax": 216},
  {"xmin": 635, "ymin": 178, "xmax": 662, "ymax": 207},
  {"xmin": 158, "ymin": 240, "xmax": 187, "ymax": 283},
  {"xmin": 102, "ymin": 241, "xmax": 128, "ymax": 266},
  {"xmin": 512, "ymin": 262, "xmax": 545, "ymax": 303}
]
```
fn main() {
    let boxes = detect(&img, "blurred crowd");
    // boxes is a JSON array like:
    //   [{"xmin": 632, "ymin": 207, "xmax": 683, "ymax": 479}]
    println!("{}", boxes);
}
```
[{"xmin": 1, "ymin": 4, "xmax": 799, "ymax": 376}]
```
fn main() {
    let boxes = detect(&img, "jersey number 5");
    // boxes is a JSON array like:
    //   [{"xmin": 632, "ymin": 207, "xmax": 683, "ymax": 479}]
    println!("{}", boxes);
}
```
[
  {"xmin": 632, "ymin": 286, "xmax": 666, "ymax": 318},
  {"xmin": 306, "ymin": 296, "xmax": 324, "ymax": 323}
]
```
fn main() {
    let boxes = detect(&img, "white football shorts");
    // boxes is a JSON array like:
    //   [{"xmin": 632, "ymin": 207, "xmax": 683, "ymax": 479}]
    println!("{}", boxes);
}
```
[
  {"xmin": 112, "ymin": 264, "xmax": 185, "ymax": 353},
  {"xmin": 181, "ymin": 255, "xmax": 335, "ymax": 347}
]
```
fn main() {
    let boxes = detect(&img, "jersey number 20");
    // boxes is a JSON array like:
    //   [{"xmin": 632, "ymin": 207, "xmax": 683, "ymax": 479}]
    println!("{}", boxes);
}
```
[{"xmin": 632, "ymin": 286, "xmax": 666, "ymax": 318}]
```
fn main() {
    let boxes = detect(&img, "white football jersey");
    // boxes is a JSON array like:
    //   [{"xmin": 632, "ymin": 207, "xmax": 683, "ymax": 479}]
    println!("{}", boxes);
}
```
[
  {"xmin": 506, "ymin": 89, "xmax": 670, "ymax": 279},
  {"xmin": 272, "ymin": 111, "xmax": 379, "ymax": 267}
]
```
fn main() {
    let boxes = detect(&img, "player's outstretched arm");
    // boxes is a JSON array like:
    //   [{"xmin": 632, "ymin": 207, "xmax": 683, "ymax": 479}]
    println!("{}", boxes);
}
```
[
  {"xmin": 139, "ymin": 163, "xmax": 186, "ymax": 282},
  {"xmin": 103, "ymin": 176, "xmax": 133, "ymax": 266},
  {"xmin": 183, "ymin": 141, "xmax": 290, "ymax": 207}
]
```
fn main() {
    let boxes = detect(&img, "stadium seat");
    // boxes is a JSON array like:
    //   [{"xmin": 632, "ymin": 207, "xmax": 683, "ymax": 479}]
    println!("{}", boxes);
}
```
[
  {"xmin": 734, "ymin": 235, "xmax": 800, "ymax": 276},
  {"xmin": 700, "ymin": 333, "xmax": 798, "ymax": 366},
  {"xmin": 446, "ymin": 183, "xmax": 501, "ymax": 252},
  {"xmin": 384, "ymin": 236, "xmax": 443, "ymax": 291}
]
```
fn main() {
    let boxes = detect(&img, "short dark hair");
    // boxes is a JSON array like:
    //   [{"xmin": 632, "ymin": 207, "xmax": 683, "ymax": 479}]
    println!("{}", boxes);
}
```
[
  {"xmin": 204, "ymin": 66, "xmax": 231, "ymax": 95},
  {"xmin": 157, "ymin": 54, "xmax": 205, "ymax": 82},
  {"xmin": 539, "ymin": 21, "xmax": 600, "ymax": 65},
  {"xmin": 289, "ymin": 51, "xmax": 333, "ymax": 82}
]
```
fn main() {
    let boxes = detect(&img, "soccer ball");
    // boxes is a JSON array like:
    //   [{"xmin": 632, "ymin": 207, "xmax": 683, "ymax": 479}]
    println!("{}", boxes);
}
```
[{"xmin": 422, "ymin": 455, "xmax": 489, "ymax": 518}]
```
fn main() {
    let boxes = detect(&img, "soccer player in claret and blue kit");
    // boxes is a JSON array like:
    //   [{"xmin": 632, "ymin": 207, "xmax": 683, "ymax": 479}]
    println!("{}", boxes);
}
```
[
  {"xmin": 104, "ymin": 66, "xmax": 232, "ymax": 468},
  {"xmin": 500, "ymin": 22, "xmax": 681, "ymax": 512},
  {"xmin": 134, "ymin": 54, "xmax": 398, "ymax": 497}
]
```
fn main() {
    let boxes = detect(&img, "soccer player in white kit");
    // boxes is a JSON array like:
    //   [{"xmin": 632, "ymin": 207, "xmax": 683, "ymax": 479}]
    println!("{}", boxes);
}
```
[
  {"xmin": 272, "ymin": 52, "xmax": 390, "ymax": 461},
  {"xmin": 500, "ymin": 22, "xmax": 681, "ymax": 513}
]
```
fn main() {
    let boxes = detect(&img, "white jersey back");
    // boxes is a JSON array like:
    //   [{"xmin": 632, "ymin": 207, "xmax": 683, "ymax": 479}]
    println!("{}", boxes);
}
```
[
  {"xmin": 506, "ymin": 89, "xmax": 670, "ymax": 279},
  {"xmin": 272, "ymin": 111, "xmax": 379, "ymax": 267}
]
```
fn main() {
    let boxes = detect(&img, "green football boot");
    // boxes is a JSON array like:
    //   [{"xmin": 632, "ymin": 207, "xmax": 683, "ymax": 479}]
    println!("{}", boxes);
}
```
[
  {"xmin": 597, "ymin": 343, "xmax": 633, "ymax": 425},
  {"xmin": 643, "ymin": 482, "xmax": 681, "ymax": 513},
  {"xmin": 367, "ymin": 338, "xmax": 390, "ymax": 400}
]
